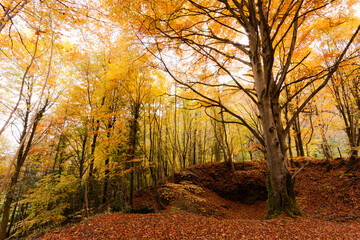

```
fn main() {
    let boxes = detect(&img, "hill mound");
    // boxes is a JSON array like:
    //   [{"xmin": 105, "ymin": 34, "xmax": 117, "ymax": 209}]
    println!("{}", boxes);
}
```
[
  {"xmin": 134, "ymin": 158, "xmax": 360, "ymax": 221},
  {"xmin": 133, "ymin": 160, "xmax": 268, "ymax": 219}
]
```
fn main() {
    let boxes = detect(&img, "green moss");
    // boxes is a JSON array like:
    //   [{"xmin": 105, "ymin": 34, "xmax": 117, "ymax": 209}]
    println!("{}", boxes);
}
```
[
  {"xmin": 265, "ymin": 173, "xmax": 305, "ymax": 219},
  {"xmin": 265, "ymin": 175, "xmax": 277, "ymax": 219}
]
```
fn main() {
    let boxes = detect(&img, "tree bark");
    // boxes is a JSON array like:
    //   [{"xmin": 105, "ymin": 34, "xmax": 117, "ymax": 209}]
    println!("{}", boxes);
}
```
[
  {"xmin": 249, "ymin": 18, "xmax": 303, "ymax": 217},
  {"xmin": 127, "ymin": 102, "xmax": 141, "ymax": 211},
  {"xmin": 0, "ymin": 164, "xmax": 22, "ymax": 240},
  {"xmin": 257, "ymin": 96, "xmax": 304, "ymax": 218},
  {"xmin": 103, "ymin": 118, "xmax": 115, "ymax": 204},
  {"xmin": 294, "ymin": 115, "xmax": 305, "ymax": 157}
]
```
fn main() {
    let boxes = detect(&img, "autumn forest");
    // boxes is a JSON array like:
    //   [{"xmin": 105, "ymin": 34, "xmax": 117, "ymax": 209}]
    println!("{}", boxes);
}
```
[{"xmin": 1, "ymin": 0, "xmax": 360, "ymax": 239}]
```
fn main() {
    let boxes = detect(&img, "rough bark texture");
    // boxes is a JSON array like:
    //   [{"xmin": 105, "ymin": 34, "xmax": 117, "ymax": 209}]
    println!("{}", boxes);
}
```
[{"xmin": 257, "ymin": 95, "xmax": 304, "ymax": 219}]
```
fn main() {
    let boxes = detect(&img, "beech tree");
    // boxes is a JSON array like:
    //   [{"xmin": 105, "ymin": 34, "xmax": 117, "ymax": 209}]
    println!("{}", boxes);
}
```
[
  {"xmin": 0, "ymin": 0, "xmax": 101, "ymax": 137},
  {"xmin": 322, "ymin": 39, "xmax": 360, "ymax": 158},
  {"xmin": 329, "ymin": 67, "xmax": 360, "ymax": 159},
  {"xmin": 114, "ymin": 0, "xmax": 360, "ymax": 217},
  {"xmin": 0, "ymin": 81, "xmax": 51, "ymax": 240},
  {"xmin": 105, "ymin": 42, "xmax": 166, "ymax": 210}
]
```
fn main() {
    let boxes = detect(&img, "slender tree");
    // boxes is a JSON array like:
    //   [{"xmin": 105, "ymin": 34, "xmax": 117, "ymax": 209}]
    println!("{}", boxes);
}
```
[{"xmin": 0, "ymin": 91, "xmax": 50, "ymax": 240}]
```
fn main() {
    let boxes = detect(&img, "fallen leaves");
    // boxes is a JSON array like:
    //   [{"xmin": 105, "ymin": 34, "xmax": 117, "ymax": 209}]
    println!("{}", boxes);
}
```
[{"xmin": 38, "ymin": 212, "xmax": 360, "ymax": 239}]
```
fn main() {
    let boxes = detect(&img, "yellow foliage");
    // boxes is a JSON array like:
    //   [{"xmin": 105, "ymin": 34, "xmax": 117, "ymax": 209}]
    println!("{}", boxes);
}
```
[{"xmin": 14, "ymin": 174, "xmax": 79, "ymax": 237}]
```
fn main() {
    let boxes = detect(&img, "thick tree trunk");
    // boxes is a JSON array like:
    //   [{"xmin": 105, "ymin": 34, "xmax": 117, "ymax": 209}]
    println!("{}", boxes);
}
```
[
  {"xmin": 247, "ymin": 12, "xmax": 304, "ymax": 217},
  {"xmin": 258, "ymin": 97, "xmax": 304, "ymax": 218}
]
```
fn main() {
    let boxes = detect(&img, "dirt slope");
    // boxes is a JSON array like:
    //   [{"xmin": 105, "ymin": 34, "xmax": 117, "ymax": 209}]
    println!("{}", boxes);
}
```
[{"xmin": 296, "ymin": 158, "xmax": 360, "ymax": 221}]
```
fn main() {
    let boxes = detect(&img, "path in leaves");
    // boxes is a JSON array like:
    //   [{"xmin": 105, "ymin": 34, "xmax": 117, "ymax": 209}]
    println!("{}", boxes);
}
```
[{"xmin": 38, "ymin": 212, "xmax": 359, "ymax": 239}]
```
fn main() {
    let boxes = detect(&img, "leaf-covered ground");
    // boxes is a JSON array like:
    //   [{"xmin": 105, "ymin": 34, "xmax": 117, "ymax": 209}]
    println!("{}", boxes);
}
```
[
  {"xmin": 39, "ymin": 212, "xmax": 360, "ymax": 239},
  {"xmin": 39, "ymin": 158, "xmax": 360, "ymax": 239}
]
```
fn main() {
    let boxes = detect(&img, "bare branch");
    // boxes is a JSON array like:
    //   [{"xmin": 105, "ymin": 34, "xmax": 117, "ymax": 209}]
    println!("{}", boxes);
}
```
[{"xmin": 285, "ymin": 24, "xmax": 360, "ymax": 134}]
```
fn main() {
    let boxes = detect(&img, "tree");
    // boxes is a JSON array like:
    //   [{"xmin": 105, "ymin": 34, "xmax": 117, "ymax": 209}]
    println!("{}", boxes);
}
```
[
  {"xmin": 113, "ymin": 0, "xmax": 360, "ymax": 217},
  {"xmin": 0, "ymin": 83, "xmax": 51, "ymax": 240},
  {"xmin": 326, "ymin": 50, "xmax": 360, "ymax": 158},
  {"xmin": 0, "ymin": 20, "xmax": 56, "ymax": 238},
  {"xmin": 0, "ymin": 0, "xmax": 98, "ymax": 136},
  {"xmin": 105, "ymin": 40, "xmax": 166, "ymax": 210}
]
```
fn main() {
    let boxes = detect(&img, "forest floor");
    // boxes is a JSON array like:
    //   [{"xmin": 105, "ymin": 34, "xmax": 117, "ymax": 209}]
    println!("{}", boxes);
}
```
[{"xmin": 38, "ymin": 158, "xmax": 360, "ymax": 239}]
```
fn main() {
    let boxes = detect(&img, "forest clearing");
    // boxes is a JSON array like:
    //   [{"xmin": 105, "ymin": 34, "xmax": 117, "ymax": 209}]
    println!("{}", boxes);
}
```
[{"xmin": 1, "ymin": 0, "xmax": 360, "ymax": 239}]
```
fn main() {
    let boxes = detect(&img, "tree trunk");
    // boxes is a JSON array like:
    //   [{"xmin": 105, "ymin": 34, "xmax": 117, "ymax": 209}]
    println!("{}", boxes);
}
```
[
  {"xmin": 172, "ymin": 83, "xmax": 177, "ymax": 179},
  {"xmin": 258, "ymin": 97, "xmax": 304, "ymax": 218},
  {"xmin": 79, "ymin": 132, "xmax": 88, "ymax": 179},
  {"xmin": 192, "ymin": 128, "xmax": 197, "ymax": 166},
  {"xmin": 83, "ymin": 117, "xmax": 102, "ymax": 218},
  {"xmin": 149, "ymin": 118, "xmax": 163, "ymax": 211},
  {"xmin": 345, "ymin": 126, "xmax": 358, "ymax": 157},
  {"xmin": 294, "ymin": 116, "xmax": 305, "ymax": 157},
  {"xmin": 6, "ymin": 201, "xmax": 18, "ymax": 238},
  {"xmin": 246, "ymin": 10, "xmax": 304, "ymax": 217},
  {"xmin": 102, "ymin": 157, "xmax": 110, "ymax": 204},
  {"xmin": 157, "ymin": 113, "xmax": 164, "ymax": 180},
  {"xmin": 128, "ymin": 102, "xmax": 140, "ymax": 211},
  {"xmin": 103, "ymin": 117, "xmax": 116, "ymax": 204},
  {"xmin": 284, "ymin": 87, "xmax": 294, "ymax": 166}
]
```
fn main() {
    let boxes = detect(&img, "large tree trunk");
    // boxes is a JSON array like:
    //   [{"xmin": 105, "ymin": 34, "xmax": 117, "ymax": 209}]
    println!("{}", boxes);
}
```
[
  {"xmin": 257, "ymin": 95, "xmax": 304, "ymax": 218},
  {"xmin": 246, "ymin": 5, "xmax": 304, "ymax": 217},
  {"xmin": 249, "ymin": 28, "xmax": 302, "ymax": 217}
]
